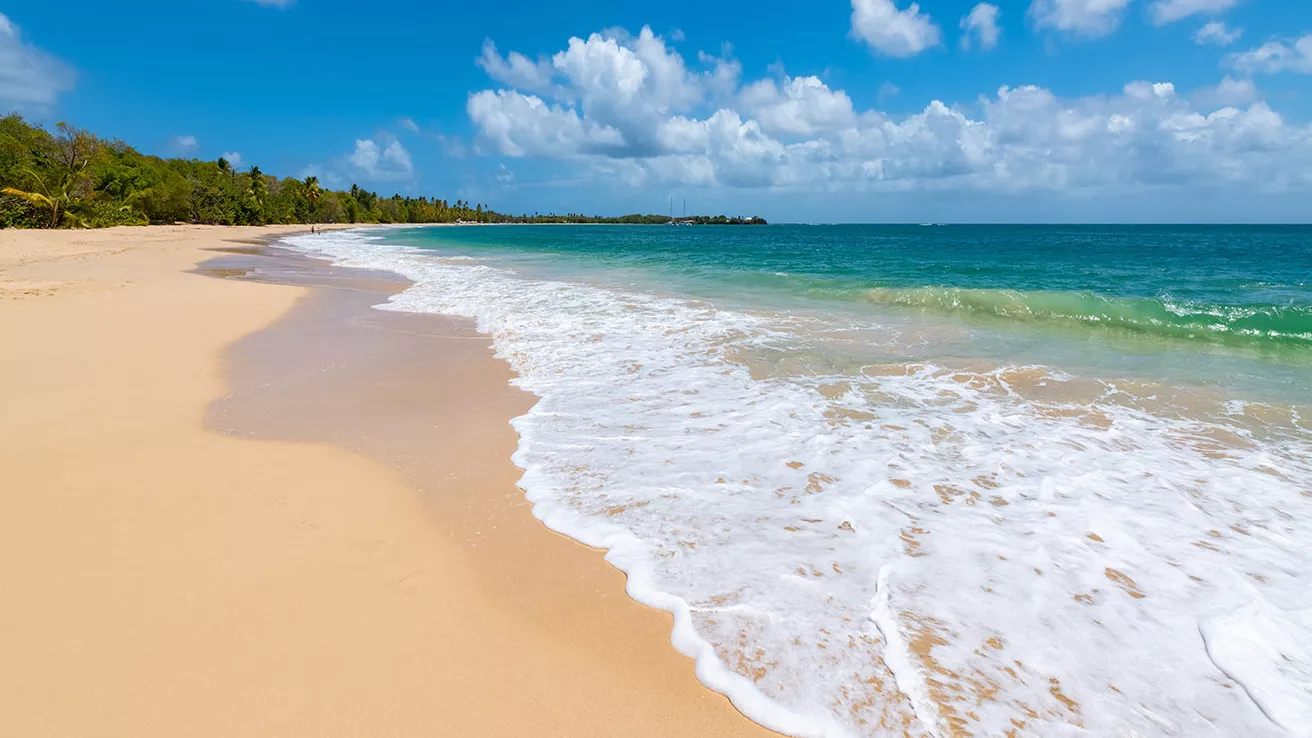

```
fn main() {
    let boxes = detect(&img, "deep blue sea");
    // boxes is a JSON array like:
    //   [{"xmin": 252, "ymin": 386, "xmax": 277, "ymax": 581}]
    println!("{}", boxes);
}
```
[{"xmin": 291, "ymin": 224, "xmax": 1312, "ymax": 738}]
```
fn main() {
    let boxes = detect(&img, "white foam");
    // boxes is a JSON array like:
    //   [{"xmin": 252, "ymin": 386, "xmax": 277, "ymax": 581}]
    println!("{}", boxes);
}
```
[
  {"xmin": 288, "ymin": 229, "xmax": 1312, "ymax": 737},
  {"xmin": 871, "ymin": 565, "xmax": 945, "ymax": 736},
  {"xmin": 1202, "ymin": 598, "xmax": 1312, "ymax": 734}
]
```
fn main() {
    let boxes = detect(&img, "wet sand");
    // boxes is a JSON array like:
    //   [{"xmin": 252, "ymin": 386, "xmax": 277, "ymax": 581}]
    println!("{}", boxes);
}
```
[{"xmin": 0, "ymin": 225, "xmax": 775, "ymax": 737}]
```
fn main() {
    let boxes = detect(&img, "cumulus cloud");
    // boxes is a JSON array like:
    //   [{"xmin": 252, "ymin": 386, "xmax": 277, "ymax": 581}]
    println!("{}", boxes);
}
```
[
  {"xmin": 1194, "ymin": 21, "xmax": 1242, "ymax": 46},
  {"xmin": 0, "ymin": 12, "xmax": 75, "ymax": 111},
  {"xmin": 961, "ymin": 3, "xmax": 1002, "ymax": 50},
  {"xmin": 467, "ymin": 89, "xmax": 625, "ymax": 157},
  {"xmin": 699, "ymin": 47, "xmax": 743, "ymax": 103},
  {"xmin": 1228, "ymin": 35, "xmax": 1312, "ymax": 75},
  {"xmin": 1193, "ymin": 76, "xmax": 1258, "ymax": 107},
  {"xmin": 481, "ymin": 26, "xmax": 731, "ymax": 156},
  {"xmin": 1123, "ymin": 80, "xmax": 1177, "ymax": 100},
  {"xmin": 465, "ymin": 26, "xmax": 1312, "ymax": 196},
  {"xmin": 1028, "ymin": 0, "xmax": 1132, "ymax": 38},
  {"xmin": 1150, "ymin": 0, "xmax": 1239, "ymax": 25},
  {"xmin": 398, "ymin": 116, "xmax": 420, "ymax": 132},
  {"xmin": 172, "ymin": 135, "xmax": 199, "ymax": 153},
  {"xmin": 552, "ymin": 27, "xmax": 703, "ymax": 140},
  {"xmin": 740, "ymin": 76, "xmax": 856, "ymax": 136},
  {"xmin": 850, "ymin": 0, "xmax": 941, "ymax": 57},
  {"xmin": 348, "ymin": 138, "xmax": 414, "ymax": 180},
  {"xmin": 478, "ymin": 39, "xmax": 556, "ymax": 91},
  {"xmin": 221, "ymin": 151, "xmax": 243, "ymax": 169}
]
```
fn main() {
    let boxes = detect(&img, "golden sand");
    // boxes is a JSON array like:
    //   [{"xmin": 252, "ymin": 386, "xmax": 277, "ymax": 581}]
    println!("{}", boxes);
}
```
[{"xmin": 0, "ymin": 225, "xmax": 773, "ymax": 737}]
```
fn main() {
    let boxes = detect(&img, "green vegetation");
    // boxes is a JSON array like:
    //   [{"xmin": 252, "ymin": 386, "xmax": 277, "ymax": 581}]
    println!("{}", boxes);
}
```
[{"xmin": 0, "ymin": 115, "xmax": 766, "ymax": 229}]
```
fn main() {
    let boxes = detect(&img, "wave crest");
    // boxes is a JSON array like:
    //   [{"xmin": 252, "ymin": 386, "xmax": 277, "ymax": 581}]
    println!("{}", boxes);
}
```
[{"xmin": 866, "ymin": 286, "xmax": 1312, "ymax": 348}]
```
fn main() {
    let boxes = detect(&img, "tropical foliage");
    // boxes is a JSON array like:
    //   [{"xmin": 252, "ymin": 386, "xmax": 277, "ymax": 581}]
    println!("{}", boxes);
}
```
[{"xmin": 0, "ymin": 115, "xmax": 765, "ymax": 229}]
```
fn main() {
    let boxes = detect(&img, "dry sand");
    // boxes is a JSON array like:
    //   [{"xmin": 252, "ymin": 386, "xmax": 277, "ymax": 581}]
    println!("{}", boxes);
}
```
[{"xmin": 0, "ymin": 225, "xmax": 775, "ymax": 737}]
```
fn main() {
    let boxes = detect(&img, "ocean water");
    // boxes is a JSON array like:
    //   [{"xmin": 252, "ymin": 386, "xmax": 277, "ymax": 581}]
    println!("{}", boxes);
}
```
[{"xmin": 287, "ymin": 224, "xmax": 1312, "ymax": 737}]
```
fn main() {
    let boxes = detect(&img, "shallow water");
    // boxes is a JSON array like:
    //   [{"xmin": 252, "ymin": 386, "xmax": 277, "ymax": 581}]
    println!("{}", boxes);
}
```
[{"xmin": 288, "ymin": 224, "xmax": 1312, "ymax": 738}]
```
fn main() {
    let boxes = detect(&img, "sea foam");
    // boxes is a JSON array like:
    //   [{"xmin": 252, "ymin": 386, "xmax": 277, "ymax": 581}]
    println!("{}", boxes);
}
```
[{"xmin": 287, "ymin": 229, "xmax": 1312, "ymax": 737}]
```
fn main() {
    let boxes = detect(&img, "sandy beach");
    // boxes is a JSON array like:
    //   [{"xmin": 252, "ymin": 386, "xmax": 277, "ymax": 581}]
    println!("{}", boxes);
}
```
[{"xmin": 0, "ymin": 225, "xmax": 774, "ymax": 737}]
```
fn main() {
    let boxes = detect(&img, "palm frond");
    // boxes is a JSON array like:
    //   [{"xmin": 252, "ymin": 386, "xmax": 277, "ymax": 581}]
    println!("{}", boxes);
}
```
[
  {"xmin": 1, "ymin": 187, "xmax": 54, "ymax": 208},
  {"xmin": 17, "ymin": 167, "xmax": 50, "ymax": 194}
]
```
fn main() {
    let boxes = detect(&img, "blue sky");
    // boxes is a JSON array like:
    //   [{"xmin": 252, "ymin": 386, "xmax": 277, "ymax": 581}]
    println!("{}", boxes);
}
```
[{"xmin": 3, "ymin": 0, "xmax": 1312, "ymax": 222}]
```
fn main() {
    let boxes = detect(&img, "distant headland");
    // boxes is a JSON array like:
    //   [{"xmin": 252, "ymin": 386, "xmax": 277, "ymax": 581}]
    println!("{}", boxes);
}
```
[{"xmin": 498, "ymin": 213, "xmax": 768, "ymax": 225}]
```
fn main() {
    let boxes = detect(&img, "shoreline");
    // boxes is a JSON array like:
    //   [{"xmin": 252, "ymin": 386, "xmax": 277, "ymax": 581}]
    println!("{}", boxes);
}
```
[{"xmin": 0, "ymin": 225, "xmax": 775, "ymax": 737}]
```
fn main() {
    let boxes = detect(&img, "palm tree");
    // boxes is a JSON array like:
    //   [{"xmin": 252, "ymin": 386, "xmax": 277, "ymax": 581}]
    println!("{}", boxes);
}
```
[
  {"xmin": 1, "ymin": 169, "xmax": 83, "ymax": 228},
  {"xmin": 246, "ymin": 164, "xmax": 266, "ymax": 200},
  {"xmin": 303, "ymin": 176, "xmax": 322, "ymax": 205},
  {"xmin": 248, "ymin": 166, "xmax": 266, "ymax": 201},
  {"xmin": 301, "ymin": 176, "xmax": 322, "ymax": 223},
  {"xmin": 217, "ymin": 157, "xmax": 236, "ymax": 183}
]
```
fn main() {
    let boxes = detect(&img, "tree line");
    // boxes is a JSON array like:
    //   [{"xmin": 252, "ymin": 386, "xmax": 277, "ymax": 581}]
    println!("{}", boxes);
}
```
[
  {"xmin": 0, "ymin": 115, "xmax": 765, "ymax": 229},
  {"xmin": 507, "ymin": 212, "xmax": 767, "ymax": 225}
]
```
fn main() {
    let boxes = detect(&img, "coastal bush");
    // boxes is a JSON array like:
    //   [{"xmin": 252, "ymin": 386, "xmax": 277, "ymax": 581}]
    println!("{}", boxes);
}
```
[{"xmin": 0, "ymin": 193, "xmax": 43, "ymax": 228}]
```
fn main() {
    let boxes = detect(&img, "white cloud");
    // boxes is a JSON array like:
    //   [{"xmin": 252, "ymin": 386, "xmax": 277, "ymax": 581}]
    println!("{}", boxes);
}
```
[
  {"xmin": 172, "ymin": 135, "xmax": 199, "ymax": 152},
  {"xmin": 652, "ymin": 109, "xmax": 789, "ymax": 187},
  {"xmin": 496, "ymin": 164, "xmax": 514, "ymax": 183},
  {"xmin": 1123, "ymin": 80, "xmax": 1176, "ymax": 100},
  {"xmin": 466, "ymin": 26, "xmax": 1312, "ymax": 196},
  {"xmin": 467, "ymin": 89, "xmax": 625, "ymax": 157},
  {"xmin": 699, "ymin": 48, "xmax": 742, "ymax": 103},
  {"xmin": 348, "ymin": 138, "xmax": 414, "ymax": 180},
  {"xmin": 478, "ymin": 39, "xmax": 556, "ymax": 91},
  {"xmin": 961, "ymin": 3, "xmax": 1002, "ymax": 50},
  {"xmin": 740, "ymin": 76, "xmax": 856, "ymax": 136},
  {"xmin": 244, "ymin": 0, "xmax": 294, "ymax": 7},
  {"xmin": 221, "ymin": 151, "xmax": 243, "ymax": 169},
  {"xmin": 1228, "ymin": 35, "xmax": 1312, "ymax": 75},
  {"xmin": 398, "ymin": 116, "xmax": 420, "ymax": 133},
  {"xmin": 0, "ymin": 12, "xmax": 75, "ymax": 110},
  {"xmin": 1150, "ymin": 0, "xmax": 1239, "ymax": 25},
  {"xmin": 839, "ymin": 100, "xmax": 991, "ymax": 181},
  {"xmin": 551, "ymin": 27, "xmax": 703, "ymax": 142},
  {"xmin": 472, "ymin": 27, "xmax": 718, "ymax": 158},
  {"xmin": 878, "ymin": 81, "xmax": 902, "ymax": 100},
  {"xmin": 1193, "ymin": 76, "xmax": 1258, "ymax": 106},
  {"xmin": 850, "ymin": 0, "xmax": 942, "ymax": 58},
  {"xmin": 1194, "ymin": 21, "xmax": 1242, "ymax": 46},
  {"xmin": 1028, "ymin": 0, "xmax": 1133, "ymax": 38}
]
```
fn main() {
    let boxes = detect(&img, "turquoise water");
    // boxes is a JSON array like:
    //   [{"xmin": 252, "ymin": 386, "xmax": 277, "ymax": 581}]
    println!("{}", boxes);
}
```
[
  {"xmin": 399, "ymin": 224, "xmax": 1309, "ymax": 302},
  {"xmin": 293, "ymin": 225, "xmax": 1312, "ymax": 737},
  {"xmin": 397, "ymin": 223, "xmax": 1312, "ymax": 402}
]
